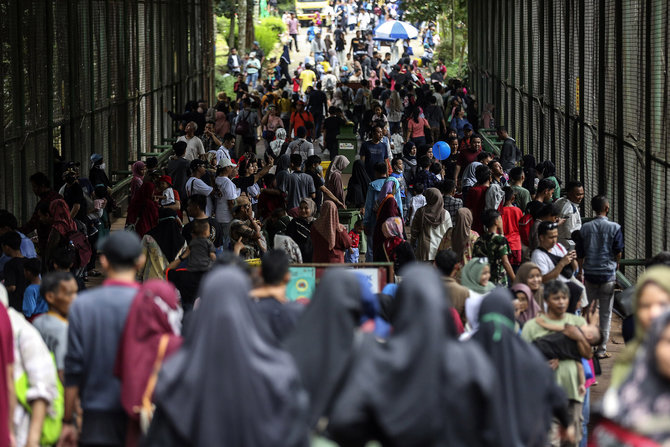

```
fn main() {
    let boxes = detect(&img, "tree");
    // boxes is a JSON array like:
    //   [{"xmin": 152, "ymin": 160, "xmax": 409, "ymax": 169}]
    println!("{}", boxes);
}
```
[{"xmin": 239, "ymin": 0, "xmax": 247, "ymax": 54}]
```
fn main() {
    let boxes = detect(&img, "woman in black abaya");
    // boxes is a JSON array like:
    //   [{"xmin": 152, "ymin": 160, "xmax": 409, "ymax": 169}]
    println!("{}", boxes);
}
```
[
  {"xmin": 144, "ymin": 267, "xmax": 309, "ymax": 447},
  {"xmin": 472, "ymin": 288, "xmax": 570, "ymax": 447},
  {"xmin": 285, "ymin": 269, "xmax": 364, "ymax": 431}
]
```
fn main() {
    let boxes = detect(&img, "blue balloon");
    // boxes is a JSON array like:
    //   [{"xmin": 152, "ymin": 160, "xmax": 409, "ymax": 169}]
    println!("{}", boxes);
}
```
[{"xmin": 433, "ymin": 141, "xmax": 451, "ymax": 160}]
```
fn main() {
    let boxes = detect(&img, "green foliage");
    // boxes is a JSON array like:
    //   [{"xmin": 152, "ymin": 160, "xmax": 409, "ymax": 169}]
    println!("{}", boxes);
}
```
[
  {"xmin": 214, "ymin": 0, "xmax": 237, "ymax": 18},
  {"xmin": 215, "ymin": 72, "xmax": 237, "ymax": 97},
  {"xmin": 277, "ymin": 0, "xmax": 293, "ymax": 13},
  {"xmin": 255, "ymin": 17, "xmax": 287, "ymax": 57}
]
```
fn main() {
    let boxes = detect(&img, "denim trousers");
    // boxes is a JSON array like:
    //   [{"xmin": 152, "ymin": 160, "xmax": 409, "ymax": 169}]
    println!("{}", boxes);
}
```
[{"xmin": 585, "ymin": 280, "xmax": 616, "ymax": 353}]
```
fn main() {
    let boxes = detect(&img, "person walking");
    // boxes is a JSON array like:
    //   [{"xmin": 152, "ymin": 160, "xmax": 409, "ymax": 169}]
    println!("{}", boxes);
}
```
[{"xmin": 576, "ymin": 195, "xmax": 624, "ymax": 359}]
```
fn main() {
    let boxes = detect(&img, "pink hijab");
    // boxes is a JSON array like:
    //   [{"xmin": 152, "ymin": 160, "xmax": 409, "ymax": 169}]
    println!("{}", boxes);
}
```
[{"xmin": 510, "ymin": 283, "xmax": 541, "ymax": 324}]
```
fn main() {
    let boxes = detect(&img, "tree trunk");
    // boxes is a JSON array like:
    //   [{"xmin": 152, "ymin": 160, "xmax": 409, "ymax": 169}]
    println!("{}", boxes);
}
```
[
  {"xmin": 246, "ymin": 0, "xmax": 255, "ymax": 50},
  {"xmin": 451, "ymin": 0, "xmax": 456, "ymax": 60},
  {"xmin": 228, "ymin": 13, "xmax": 235, "ymax": 51},
  {"xmin": 238, "ymin": 0, "xmax": 247, "ymax": 55}
]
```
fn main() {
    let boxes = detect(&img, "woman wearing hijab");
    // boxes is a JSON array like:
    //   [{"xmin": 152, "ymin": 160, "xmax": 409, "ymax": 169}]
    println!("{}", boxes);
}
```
[
  {"xmin": 327, "ymin": 264, "xmax": 505, "ymax": 446},
  {"xmin": 402, "ymin": 141, "xmax": 418, "ymax": 187},
  {"xmin": 345, "ymin": 160, "xmax": 371, "ymax": 209},
  {"xmin": 40, "ymin": 199, "xmax": 80, "ymax": 270},
  {"xmin": 285, "ymin": 270, "xmax": 364, "ymax": 431},
  {"xmin": 311, "ymin": 201, "xmax": 352, "ymax": 263},
  {"xmin": 267, "ymin": 128, "xmax": 289, "ymax": 163},
  {"xmin": 129, "ymin": 161, "xmax": 147, "ymax": 202},
  {"xmin": 141, "ymin": 208, "xmax": 186, "ymax": 280},
  {"xmin": 411, "ymin": 188, "xmax": 452, "ymax": 261},
  {"xmin": 144, "ymin": 267, "xmax": 309, "ymax": 447},
  {"xmin": 372, "ymin": 181, "xmax": 401, "ymax": 262},
  {"xmin": 510, "ymin": 282, "xmax": 541, "ymax": 327},
  {"xmin": 114, "ymin": 280, "xmax": 183, "ymax": 446},
  {"xmin": 522, "ymin": 155, "xmax": 538, "ymax": 195},
  {"xmin": 324, "ymin": 155, "xmax": 350, "ymax": 208},
  {"xmin": 126, "ymin": 170, "xmax": 159, "ymax": 237},
  {"xmin": 537, "ymin": 160, "xmax": 560, "ymax": 200},
  {"xmin": 286, "ymin": 197, "xmax": 317, "ymax": 262},
  {"xmin": 472, "ymin": 289, "xmax": 570, "ymax": 447},
  {"xmin": 597, "ymin": 311, "xmax": 670, "ymax": 445},
  {"xmin": 514, "ymin": 261, "xmax": 545, "ymax": 312},
  {"xmin": 610, "ymin": 266, "xmax": 670, "ymax": 388},
  {"xmin": 439, "ymin": 207, "xmax": 480, "ymax": 274},
  {"xmin": 461, "ymin": 257, "xmax": 495, "ymax": 331},
  {"xmin": 375, "ymin": 216, "xmax": 415, "ymax": 272}
]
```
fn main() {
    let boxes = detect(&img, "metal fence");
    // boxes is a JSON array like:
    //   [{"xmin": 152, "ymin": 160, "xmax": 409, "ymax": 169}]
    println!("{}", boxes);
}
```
[
  {"xmin": 0, "ymin": 0, "xmax": 215, "ymax": 221},
  {"xmin": 469, "ymin": 0, "xmax": 669, "ymax": 277}
]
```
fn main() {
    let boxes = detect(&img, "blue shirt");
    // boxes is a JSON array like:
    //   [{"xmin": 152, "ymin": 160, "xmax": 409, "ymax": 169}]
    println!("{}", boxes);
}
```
[
  {"xmin": 576, "ymin": 216, "xmax": 623, "ymax": 282},
  {"xmin": 22, "ymin": 283, "xmax": 48, "ymax": 318},
  {"xmin": 0, "ymin": 231, "xmax": 37, "ymax": 275}
]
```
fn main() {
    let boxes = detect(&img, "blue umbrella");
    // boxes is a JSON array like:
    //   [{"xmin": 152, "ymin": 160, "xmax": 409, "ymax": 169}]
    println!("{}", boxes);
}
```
[{"xmin": 374, "ymin": 20, "xmax": 419, "ymax": 40}]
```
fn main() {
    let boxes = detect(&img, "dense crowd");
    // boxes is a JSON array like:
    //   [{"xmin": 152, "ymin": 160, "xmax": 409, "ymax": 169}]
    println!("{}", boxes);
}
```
[{"xmin": 1, "ymin": 4, "xmax": 670, "ymax": 447}]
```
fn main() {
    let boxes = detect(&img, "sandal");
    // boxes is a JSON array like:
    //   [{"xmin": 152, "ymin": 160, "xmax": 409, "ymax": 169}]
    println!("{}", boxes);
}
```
[{"xmin": 597, "ymin": 352, "xmax": 612, "ymax": 359}]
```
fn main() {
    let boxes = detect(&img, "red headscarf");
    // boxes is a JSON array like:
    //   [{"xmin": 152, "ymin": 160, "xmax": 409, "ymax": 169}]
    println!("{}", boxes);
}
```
[
  {"xmin": 312, "ymin": 201, "xmax": 343, "ymax": 251},
  {"xmin": 49, "ymin": 199, "xmax": 77, "ymax": 237},
  {"xmin": 115, "ymin": 280, "xmax": 183, "ymax": 421}
]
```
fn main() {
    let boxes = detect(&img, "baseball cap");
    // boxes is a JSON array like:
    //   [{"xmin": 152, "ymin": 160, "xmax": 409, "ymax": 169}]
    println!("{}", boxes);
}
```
[
  {"xmin": 98, "ymin": 231, "xmax": 142, "ymax": 265},
  {"xmin": 190, "ymin": 159, "xmax": 206, "ymax": 171},
  {"xmin": 463, "ymin": 123, "xmax": 473, "ymax": 131},
  {"xmin": 219, "ymin": 159, "xmax": 237, "ymax": 169},
  {"xmin": 90, "ymin": 153, "xmax": 103, "ymax": 164}
]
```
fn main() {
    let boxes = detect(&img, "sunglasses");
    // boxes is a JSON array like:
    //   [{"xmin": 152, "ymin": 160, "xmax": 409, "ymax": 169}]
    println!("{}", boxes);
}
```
[{"xmin": 477, "ymin": 257, "xmax": 489, "ymax": 264}]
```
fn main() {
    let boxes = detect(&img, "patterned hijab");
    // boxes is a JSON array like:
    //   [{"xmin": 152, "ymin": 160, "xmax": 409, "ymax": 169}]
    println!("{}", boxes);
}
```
[
  {"xmin": 325, "ymin": 155, "xmax": 350, "ymax": 183},
  {"xmin": 50, "ymin": 199, "xmax": 78, "ymax": 236},
  {"xmin": 382, "ymin": 217, "xmax": 404, "ymax": 239},
  {"xmin": 312, "ymin": 201, "xmax": 341, "ymax": 250}
]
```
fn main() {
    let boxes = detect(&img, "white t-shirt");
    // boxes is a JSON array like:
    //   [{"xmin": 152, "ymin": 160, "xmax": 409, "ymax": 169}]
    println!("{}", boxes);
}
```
[
  {"xmin": 178, "ymin": 135, "xmax": 205, "ymax": 161},
  {"xmin": 531, "ymin": 243, "xmax": 569, "ymax": 282},
  {"xmin": 160, "ymin": 187, "xmax": 175, "ymax": 206},
  {"xmin": 214, "ymin": 176, "xmax": 238, "ymax": 223},
  {"xmin": 185, "ymin": 177, "xmax": 214, "ymax": 216},
  {"xmin": 216, "ymin": 146, "xmax": 231, "ymax": 165}
]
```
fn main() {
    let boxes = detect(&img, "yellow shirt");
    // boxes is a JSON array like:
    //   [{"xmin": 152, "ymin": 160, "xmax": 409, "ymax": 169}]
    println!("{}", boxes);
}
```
[{"xmin": 299, "ymin": 69, "xmax": 316, "ymax": 92}]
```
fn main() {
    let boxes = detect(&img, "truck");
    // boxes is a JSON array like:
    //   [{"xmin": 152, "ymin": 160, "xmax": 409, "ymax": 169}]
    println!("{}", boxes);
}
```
[{"xmin": 295, "ymin": 0, "xmax": 331, "ymax": 26}]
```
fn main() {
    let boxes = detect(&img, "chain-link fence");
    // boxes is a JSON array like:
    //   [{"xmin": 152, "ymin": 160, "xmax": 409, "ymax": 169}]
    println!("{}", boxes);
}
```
[
  {"xmin": 0, "ymin": 0, "xmax": 215, "ymax": 221},
  {"xmin": 469, "ymin": 0, "xmax": 669, "ymax": 277}
]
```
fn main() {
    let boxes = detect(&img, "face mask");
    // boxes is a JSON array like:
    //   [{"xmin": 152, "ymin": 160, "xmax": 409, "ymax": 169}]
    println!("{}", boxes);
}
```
[{"xmin": 98, "ymin": 163, "xmax": 106, "ymax": 171}]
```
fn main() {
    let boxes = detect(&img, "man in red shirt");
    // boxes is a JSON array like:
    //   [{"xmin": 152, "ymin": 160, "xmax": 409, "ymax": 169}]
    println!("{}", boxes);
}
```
[
  {"xmin": 454, "ymin": 132, "xmax": 482, "ymax": 183},
  {"xmin": 464, "ymin": 165, "xmax": 491, "ymax": 234},
  {"xmin": 501, "ymin": 187, "xmax": 523, "ymax": 267},
  {"xmin": 289, "ymin": 100, "xmax": 314, "ymax": 140},
  {"xmin": 0, "ymin": 301, "xmax": 14, "ymax": 447}
]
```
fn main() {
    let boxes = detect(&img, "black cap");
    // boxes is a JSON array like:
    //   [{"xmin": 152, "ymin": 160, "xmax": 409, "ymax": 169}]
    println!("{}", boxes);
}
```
[
  {"xmin": 190, "ymin": 159, "xmax": 206, "ymax": 171},
  {"xmin": 463, "ymin": 123, "xmax": 473, "ymax": 131},
  {"xmin": 98, "ymin": 231, "xmax": 142, "ymax": 264}
]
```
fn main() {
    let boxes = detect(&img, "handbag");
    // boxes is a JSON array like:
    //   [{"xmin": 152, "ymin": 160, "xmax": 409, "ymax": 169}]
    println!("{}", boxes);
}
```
[{"xmin": 134, "ymin": 334, "xmax": 170, "ymax": 434}]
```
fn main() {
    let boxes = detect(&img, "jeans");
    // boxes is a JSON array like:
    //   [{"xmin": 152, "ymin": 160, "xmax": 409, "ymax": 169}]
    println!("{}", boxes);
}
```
[
  {"xmin": 345, "ymin": 247, "xmax": 359, "ymax": 263},
  {"xmin": 365, "ymin": 234, "xmax": 374, "ymax": 261},
  {"xmin": 585, "ymin": 280, "xmax": 616, "ymax": 353},
  {"xmin": 246, "ymin": 72, "xmax": 259, "ymax": 89},
  {"xmin": 290, "ymin": 33, "xmax": 299, "ymax": 51},
  {"xmin": 580, "ymin": 389, "xmax": 590, "ymax": 447}
]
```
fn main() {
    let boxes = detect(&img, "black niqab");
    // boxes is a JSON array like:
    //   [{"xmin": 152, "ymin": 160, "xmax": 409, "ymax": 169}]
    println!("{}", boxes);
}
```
[
  {"xmin": 285, "ymin": 269, "xmax": 363, "ymax": 429},
  {"xmin": 148, "ymin": 267, "xmax": 309, "ymax": 447},
  {"xmin": 472, "ymin": 288, "xmax": 569, "ymax": 447}
]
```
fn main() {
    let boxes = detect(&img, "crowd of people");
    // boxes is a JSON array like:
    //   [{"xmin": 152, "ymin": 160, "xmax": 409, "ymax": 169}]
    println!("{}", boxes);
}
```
[{"xmin": 0, "ymin": 4, "xmax": 670, "ymax": 446}]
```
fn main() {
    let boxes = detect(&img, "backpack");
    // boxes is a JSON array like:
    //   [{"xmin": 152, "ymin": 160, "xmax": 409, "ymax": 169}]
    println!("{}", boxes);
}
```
[
  {"xmin": 235, "ymin": 111, "xmax": 250, "ymax": 135},
  {"xmin": 65, "ymin": 222, "xmax": 92, "ymax": 269},
  {"xmin": 519, "ymin": 213, "xmax": 534, "ymax": 247},
  {"xmin": 325, "ymin": 76, "xmax": 335, "ymax": 91},
  {"xmin": 340, "ymin": 86, "xmax": 353, "ymax": 108}
]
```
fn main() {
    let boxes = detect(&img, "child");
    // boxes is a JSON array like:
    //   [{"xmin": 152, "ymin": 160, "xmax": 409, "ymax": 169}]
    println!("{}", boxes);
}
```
[
  {"xmin": 1, "ymin": 231, "xmax": 28, "ymax": 311},
  {"xmin": 408, "ymin": 183, "xmax": 426, "ymax": 226},
  {"xmin": 32, "ymin": 271, "xmax": 78, "ymax": 381},
  {"xmin": 501, "ymin": 187, "xmax": 523, "ymax": 268},
  {"xmin": 22, "ymin": 258, "xmax": 47, "ymax": 320},
  {"xmin": 439, "ymin": 179, "xmax": 463, "ymax": 221},
  {"xmin": 175, "ymin": 219, "xmax": 216, "ymax": 272},
  {"xmin": 390, "ymin": 157, "xmax": 407, "ymax": 212},
  {"xmin": 155, "ymin": 175, "xmax": 176, "ymax": 208},
  {"xmin": 472, "ymin": 209, "xmax": 515, "ymax": 287},
  {"xmin": 345, "ymin": 220, "xmax": 364, "ymax": 263}
]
